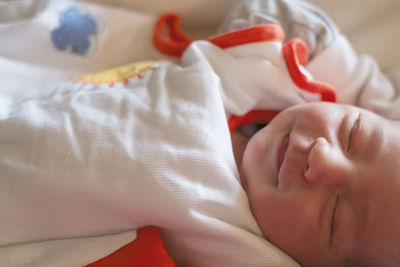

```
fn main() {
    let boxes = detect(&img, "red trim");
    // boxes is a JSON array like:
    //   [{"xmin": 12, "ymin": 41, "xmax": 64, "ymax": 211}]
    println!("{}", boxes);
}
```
[
  {"xmin": 153, "ymin": 13, "xmax": 193, "ymax": 57},
  {"xmin": 228, "ymin": 39, "xmax": 337, "ymax": 132},
  {"xmin": 85, "ymin": 226, "xmax": 176, "ymax": 267},
  {"xmin": 153, "ymin": 14, "xmax": 337, "ymax": 134},
  {"xmin": 228, "ymin": 109, "xmax": 280, "ymax": 132},
  {"xmin": 282, "ymin": 38, "xmax": 336, "ymax": 102},
  {"xmin": 153, "ymin": 13, "xmax": 285, "ymax": 57},
  {"xmin": 208, "ymin": 24, "xmax": 284, "ymax": 49}
]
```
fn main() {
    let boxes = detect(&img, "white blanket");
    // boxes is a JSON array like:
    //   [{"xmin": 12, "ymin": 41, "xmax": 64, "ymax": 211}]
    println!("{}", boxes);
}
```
[{"xmin": 0, "ymin": 11, "xmax": 302, "ymax": 265}]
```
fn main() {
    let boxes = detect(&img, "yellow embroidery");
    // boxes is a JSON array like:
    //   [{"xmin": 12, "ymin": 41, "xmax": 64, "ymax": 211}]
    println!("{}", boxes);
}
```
[{"xmin": 74, "ymin": 61, "xmax": 159, "ymax": 86}]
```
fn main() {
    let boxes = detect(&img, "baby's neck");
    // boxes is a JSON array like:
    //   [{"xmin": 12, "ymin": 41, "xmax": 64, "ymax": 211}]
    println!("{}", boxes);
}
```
[{"xmin": 230, "ymin": 131, "xmax": 250, "ymax": 168}]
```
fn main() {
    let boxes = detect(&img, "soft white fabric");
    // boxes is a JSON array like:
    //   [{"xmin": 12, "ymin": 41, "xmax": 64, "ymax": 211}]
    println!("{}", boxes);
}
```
[
  {"xmin": 183, "ymin": 41, "xmax": 319, "ymax": 116},
  {"xmin": 220, "ymin": 0, "xmax": 400, "ymax": 119},
  {"xmin": 0, "ymin": 0, "xmax": 165, "ymax": 77},
  {"xmin": 307, "ymin": 34, "xmax": 400, "ymax": 119},
  {"xmin": 216, "ymin": 0, "xmax": 339, "ymax": 59},
  {"xmin": 0, "ymin": 231, "xmax": 137, "ymax": 267},
  {"xmin": 0, "ymin": 39, "xmax": 305, "ymax": 266}
]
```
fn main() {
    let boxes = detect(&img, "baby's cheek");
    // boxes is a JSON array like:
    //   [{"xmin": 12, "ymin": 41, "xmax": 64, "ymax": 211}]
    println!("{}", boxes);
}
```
[
  {"xmin": 251, "ymin": 191, "xmax": 289, "ymax": 239},
  {"xmin": 255, "ymin": 194, "xmax": 318, "ymax": 257}
]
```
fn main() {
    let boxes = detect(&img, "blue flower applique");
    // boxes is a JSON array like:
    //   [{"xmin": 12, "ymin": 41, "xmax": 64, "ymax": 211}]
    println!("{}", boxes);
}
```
[{"xmin": 51, "ymin": 6, "xmax": 97, "ymax": 55}]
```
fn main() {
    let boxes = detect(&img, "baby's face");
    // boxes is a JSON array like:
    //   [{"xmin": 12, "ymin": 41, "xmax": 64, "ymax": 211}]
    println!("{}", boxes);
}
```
[{"xmin": 240, "ymin": 103, "xmax": 400, "ymax": 266}]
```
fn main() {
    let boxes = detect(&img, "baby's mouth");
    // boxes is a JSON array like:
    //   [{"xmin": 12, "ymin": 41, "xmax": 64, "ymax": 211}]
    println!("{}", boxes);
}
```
[{"xmin": 276, "ymin": 132, "xmax": 290, "ymax": 180}]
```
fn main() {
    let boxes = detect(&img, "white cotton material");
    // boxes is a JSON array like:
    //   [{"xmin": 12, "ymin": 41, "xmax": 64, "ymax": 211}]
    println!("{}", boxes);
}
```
[
  {"xmin": 0, "ymin": 0, "xmax": 162, "ymax": 74},
  {"xmin": 183, "ymin": 41, "xmax": 314, "ymax": 117},
  {"xmin": 0, "ymin": 40, "xmax": 302, "ymax": 266},
  {"xmin": 307, "ymin": 34, "xmax": 400, "ymax": 120},
  {"xmin": 0, "ymin": 231, "xmax": 137, "ymax": 267}
]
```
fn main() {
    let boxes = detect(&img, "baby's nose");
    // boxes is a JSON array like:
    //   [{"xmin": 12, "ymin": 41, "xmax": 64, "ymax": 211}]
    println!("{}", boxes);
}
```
[{"xmin": 304, "ymin": 137, "xmax": 343, "ymax": 185}]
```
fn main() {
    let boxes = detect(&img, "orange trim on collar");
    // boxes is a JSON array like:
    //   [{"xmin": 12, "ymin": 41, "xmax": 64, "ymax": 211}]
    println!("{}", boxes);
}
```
[
  {"xmin": 153, "ymin": 14, "xmax": 337, "ymax": 133},
  {"xmin": 153, "ymin": 13, "xmax": 285, "ymax": 57},
  {"xmin": 85, "ymin": 226, "xmax": 176, "ymax": 267},
  {"xmin": 228, "ymin": 109, "xmax": 280, "ymax": 133},
  {"xmin": 208, "ymin": 24, "xmax": 284, "ymax": 49},
  {"xmin": 229, "ymin": 39, "xmax": 337, "ymax": 132},
  {"xmin": 282, "ymin": 38, "xmax": 336, "ymax": 102},
  {"xmin": 153, "ymin": 13, "xmax": 193, "ymax": 57}
]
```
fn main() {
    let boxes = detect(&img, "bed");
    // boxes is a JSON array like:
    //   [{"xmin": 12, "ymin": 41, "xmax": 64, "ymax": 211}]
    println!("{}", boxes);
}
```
[{"xmin": 0, "ymin": 0, "xmax": 399, "ymax": 266}]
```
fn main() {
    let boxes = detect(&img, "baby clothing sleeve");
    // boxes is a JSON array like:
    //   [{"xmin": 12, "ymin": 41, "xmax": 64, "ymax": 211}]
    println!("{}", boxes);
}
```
[
  {"xmin": 218, "ymin": 0, "xmax": 400, "ymax": 119},
  {"xmin": 216, "ymin": 0, "xmax": 339, "ymax": 60},
  {"xmin": 307, "ymin": 36, "xmax": 400, "ymax": 119}
]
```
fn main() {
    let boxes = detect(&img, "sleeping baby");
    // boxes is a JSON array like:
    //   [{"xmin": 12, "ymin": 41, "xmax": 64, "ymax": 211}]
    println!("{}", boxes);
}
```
[
  {"xmin": 232, "ymin": 102, "xmax": 400, "ymax": 267},
  {"xmin": 1, "ymin": 0, "xmax": 400, "ymax": 266},
  {"xmin": 225, "ymin": 1, "xmax": 400, "ymax": 266}
]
